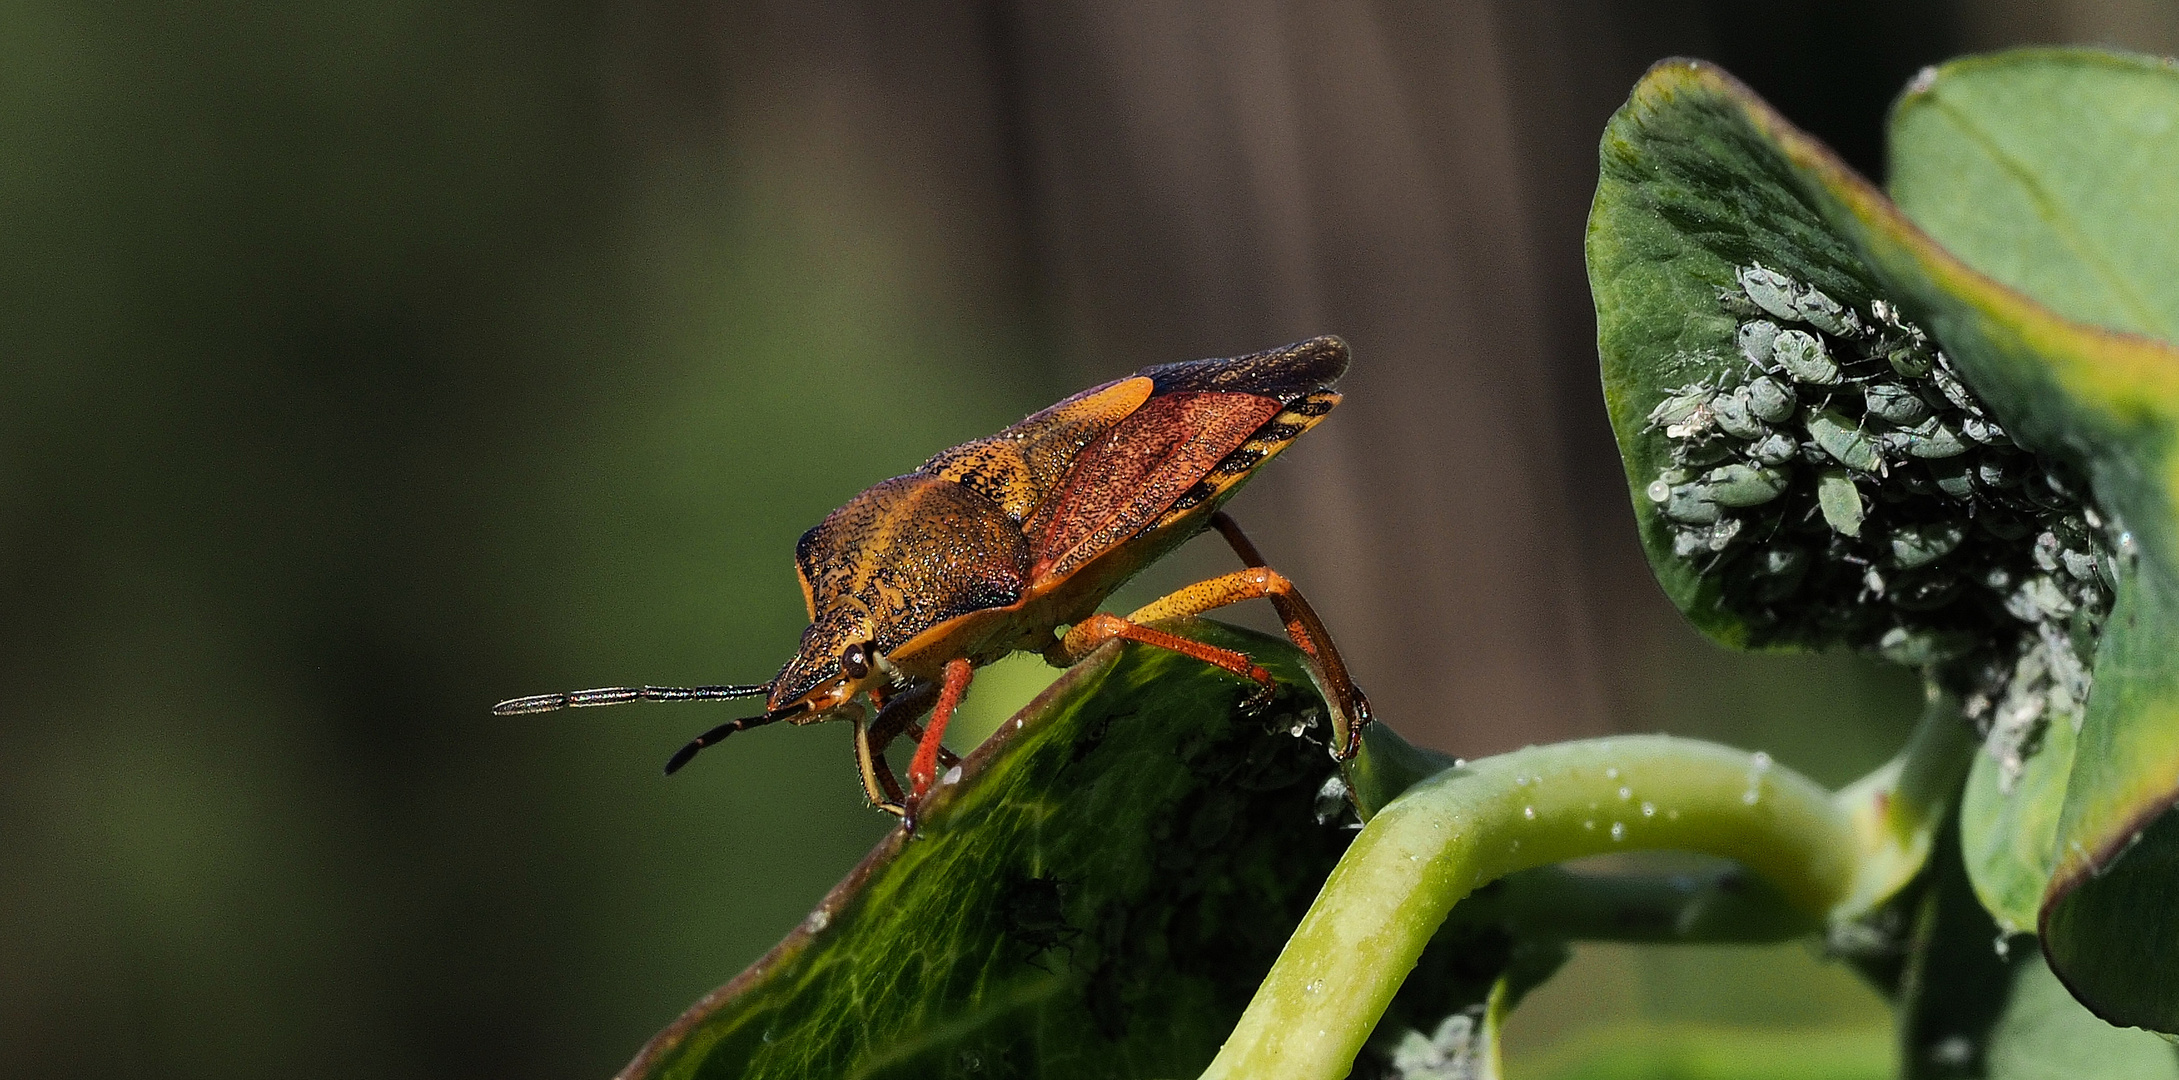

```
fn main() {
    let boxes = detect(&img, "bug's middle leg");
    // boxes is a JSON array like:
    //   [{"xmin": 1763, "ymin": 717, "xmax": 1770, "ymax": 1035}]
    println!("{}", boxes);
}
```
[
  {"xmin": 1048, "ymin": 615, "xmax": 1277, "ymax": 703},
  {"xmin": 908, "ymin": 658, "xmax": 975, "ymax": 801}
]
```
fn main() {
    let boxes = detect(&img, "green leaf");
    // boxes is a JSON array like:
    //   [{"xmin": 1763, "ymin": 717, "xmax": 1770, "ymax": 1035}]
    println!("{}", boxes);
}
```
[
  {"xmin": 1590, "ymin": 55, "xmax": 2179, "ymax": 1029},
  {"xmin": 1517, "ymin": 1026, "xmax": 1893, "ymax": 1080},
  {"xmin": 618, "ymin": 620, "xmax": 1353, "ymax": 1080},
  {"xmin": 1888, "ymin": 50, "xmax": 2179, "ymax": 344},
  {"xmin": 1886, "ymin": 49, "xmax": 2179, "ymax": 1031},
  {"xmin": 1898, "ymin": 815, "xmax": 2179, "ymax": 1078}
]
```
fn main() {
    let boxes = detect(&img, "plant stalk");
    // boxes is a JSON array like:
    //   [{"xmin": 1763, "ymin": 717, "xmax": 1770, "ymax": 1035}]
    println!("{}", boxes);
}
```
[{"xmin": 1199, "ymin": 734, "xmax": 1860, "ymax": 1080}]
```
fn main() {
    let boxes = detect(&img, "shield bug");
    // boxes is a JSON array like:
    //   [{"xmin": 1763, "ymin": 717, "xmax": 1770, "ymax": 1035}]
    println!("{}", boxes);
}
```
[{"xmin": 495, "ymin": 337, "xmax": 1372, "ymax": 821}]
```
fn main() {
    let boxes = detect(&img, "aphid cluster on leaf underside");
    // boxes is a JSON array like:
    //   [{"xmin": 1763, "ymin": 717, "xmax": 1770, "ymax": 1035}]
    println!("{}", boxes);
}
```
[
  {"xmin": 1650, "ymin": 264, "xmax": 2118, "ymax": 790},
  {"xmin": 496, "ymin": 337, "xmax": 1372, "ymax": 822}
]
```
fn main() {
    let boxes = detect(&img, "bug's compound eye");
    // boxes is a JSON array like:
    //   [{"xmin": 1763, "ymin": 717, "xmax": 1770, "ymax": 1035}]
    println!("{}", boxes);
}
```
[{"xmin": 840, "ymin": 642, "xmax": 873, "ymax": 681}]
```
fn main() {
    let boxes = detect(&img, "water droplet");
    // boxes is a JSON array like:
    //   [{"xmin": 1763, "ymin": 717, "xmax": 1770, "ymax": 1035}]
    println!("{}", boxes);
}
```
[
  {"xmin": 1453, "ymin": 758, "xmax": 1467, "ymax": 767},
  {"xmin": 942, "ymin": 765, "xmax": 964, "ymax": 786},
  {"xmin": 1742, "ymin": 788, "xmax": 1760, "ymax": 806},
  {"xmin": 806, "ymin": 909, "xmax": 831, "ymax": 932},
  {"xmin": 1611, "ymin": 822, "xmax": 1626, "ymax": 841},
  {"xmin": 1522, "ymin": 805, "xmax": 1536, "ymax": 820},
  {"xmin": 1509, "ymin": 839, "xmax": 1521, "ymax": 852},
  {"xmin": 1667, "ymin": 808, "xmax": 1681, "ymax": 820},
  {"xmin": 1514, "ymin": 775, "xmax": 1529, "ymax": 787},
  {"xmin": 1305, "ymin": 978, "xmax": 1325, "ymax": 995},
  {"xmin": 1641, "ymin": 801, "xmax": 1656, "ymax": 817},
  {"xmin": 1750, "ymin": 751, "xmax": 1772, "ymax": 771},
  {"xmin": 1929, "ymin": 1035, "xmax": 1974, "ymax": 1068},
  {"xmin": 1583, "ymin": 819, "xmax": 1596, "ymax": 831},
  {"xmin": 1605, "ymin": 767, "xmax": 1620, "ymax": 780},
  {"xmin": 1618, "ymin": 786, "xmax": 1632, "ymax": 801}
]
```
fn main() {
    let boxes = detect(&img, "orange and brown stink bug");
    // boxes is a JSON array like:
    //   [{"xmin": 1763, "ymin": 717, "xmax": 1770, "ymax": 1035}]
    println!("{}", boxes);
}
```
[{"xmin": 495, "ymin": 336, "xmax": 1370, "ymax": 820}]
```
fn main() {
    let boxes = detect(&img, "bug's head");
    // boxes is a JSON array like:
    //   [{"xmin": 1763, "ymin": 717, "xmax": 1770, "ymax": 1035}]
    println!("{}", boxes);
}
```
[{"xmin": 768, "ymin": 614, "xmax": 898, "ymax": 719}]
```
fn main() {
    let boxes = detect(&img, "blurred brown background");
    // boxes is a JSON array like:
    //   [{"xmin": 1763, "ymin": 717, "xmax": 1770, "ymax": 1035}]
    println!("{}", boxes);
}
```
[{"xmin": 3, "ymin": 2, "xmax": 2173, "ymax": 1077}]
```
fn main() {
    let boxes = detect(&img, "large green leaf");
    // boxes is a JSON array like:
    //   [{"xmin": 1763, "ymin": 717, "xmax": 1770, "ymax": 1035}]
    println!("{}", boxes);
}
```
[
  {"xmin": 1590, "ymin": 55, "xmax": 2179, "ymax": 1029},
  {"xmin": 618, "ymin": 620, "xmax": 1354, "ymax": 1080},
  {"xmin": 1888, "ymin": 50, "xmax": 2179, "ymax": 345},
  {"xmin": 1896, "ymin": 817, "xmax": 2178, "ymax": 1079},
  {"xmin": 1886, "ymin": 49, "xmax": 2179, "ymax": 1028}
]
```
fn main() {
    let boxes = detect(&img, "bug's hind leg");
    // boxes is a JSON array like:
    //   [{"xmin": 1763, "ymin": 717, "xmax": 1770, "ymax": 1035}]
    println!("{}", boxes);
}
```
[{"xmin": 1112, "ymin": 511, "xmax": 1374, "ymax": 757}]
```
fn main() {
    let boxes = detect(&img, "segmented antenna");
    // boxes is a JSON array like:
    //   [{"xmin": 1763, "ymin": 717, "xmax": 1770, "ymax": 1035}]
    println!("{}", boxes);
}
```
[
  {"xmin": 491, "ymin": 683, "xmax": 769, "ymax": 715},
  {"xmin": 663, "ymin": 703, "xmax": 807, "ymax": 775}
]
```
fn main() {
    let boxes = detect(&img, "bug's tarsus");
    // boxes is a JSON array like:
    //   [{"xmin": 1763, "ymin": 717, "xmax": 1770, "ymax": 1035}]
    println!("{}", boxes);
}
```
[
  {"xmin": 492, "ymin": 683, "xmax": 769, "ymax": 715},
  {"xmin": 662, "ymin": 703, "xmax": 803, "ymax": 775}
]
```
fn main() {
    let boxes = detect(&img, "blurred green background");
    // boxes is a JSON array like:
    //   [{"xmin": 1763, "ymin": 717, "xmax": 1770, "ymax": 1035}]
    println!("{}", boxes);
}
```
[{"xmin": 2, "ymin": 2, "xmax": 2172, "ymax": 1077}]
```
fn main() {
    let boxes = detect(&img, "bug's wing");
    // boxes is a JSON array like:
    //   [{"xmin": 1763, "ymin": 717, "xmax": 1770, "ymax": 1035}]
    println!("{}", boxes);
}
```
[
  {"xmin": 1024, "ymin": 391, "xmax": 1281, "ymax": 584},
  {"xmin": 1136, "ymin": 334, "xmax": 1349, "ymax": 399},
  {"xmin": 920, "ymin": 376, "xmax": 1155, "ymax": 522}
]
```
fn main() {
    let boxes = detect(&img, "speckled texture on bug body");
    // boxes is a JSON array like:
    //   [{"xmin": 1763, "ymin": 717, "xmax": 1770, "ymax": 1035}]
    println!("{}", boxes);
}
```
[{"xmin": 1644, "ymin": 265, "xmax": 2119, "ymax": 790}]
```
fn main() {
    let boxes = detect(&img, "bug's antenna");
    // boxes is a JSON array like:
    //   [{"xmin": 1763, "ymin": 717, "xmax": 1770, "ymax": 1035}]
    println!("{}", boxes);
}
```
[
  {"xmin": 492, "ymin": 683, "xmax": 770, "ymax": 716},
  {"xmin": 663, "ymin": 703, "xmax": 807, "ymax": 775}
]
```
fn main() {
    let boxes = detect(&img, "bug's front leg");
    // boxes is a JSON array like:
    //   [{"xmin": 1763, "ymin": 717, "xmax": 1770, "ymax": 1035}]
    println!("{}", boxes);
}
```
[
  {"xmin": 853, "ymin": 680, "xmax": 966, "ymax": 821},
  {"xmin": 854, "ymin": 683, "xmax": 935, "ymax": 817}
]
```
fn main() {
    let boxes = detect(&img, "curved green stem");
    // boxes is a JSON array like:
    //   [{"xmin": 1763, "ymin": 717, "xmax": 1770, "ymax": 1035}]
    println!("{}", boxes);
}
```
[{"xmin": 1199, "ymin": 735, "xmax": 1859, "ymax": 1080}]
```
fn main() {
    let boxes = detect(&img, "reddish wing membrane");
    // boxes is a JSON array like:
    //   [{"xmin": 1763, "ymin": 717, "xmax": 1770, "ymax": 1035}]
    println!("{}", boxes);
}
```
[{"xmin": 1025, "ymin": 391, "xmax": 1282, "ymax": 584}]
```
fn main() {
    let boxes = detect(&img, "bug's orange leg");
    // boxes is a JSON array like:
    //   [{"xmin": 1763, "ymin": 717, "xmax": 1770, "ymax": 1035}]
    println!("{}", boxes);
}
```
[
  {"xmin": 1146, "ymin": 512, "xmax": 1375, "ymax": 757},
  {"xmin": 909, "ymin": 658, "xmax": 976, "ymax": 803},
  {"xmin": 1051, "ymin": 614, "xmax": 1277, "ymax": 705}
]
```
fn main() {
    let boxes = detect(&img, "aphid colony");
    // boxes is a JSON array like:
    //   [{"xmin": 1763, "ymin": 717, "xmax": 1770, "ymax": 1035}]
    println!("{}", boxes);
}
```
[{"xmin": 1645, "ymin": 263, "xmax": 2118, "ymax": 787}]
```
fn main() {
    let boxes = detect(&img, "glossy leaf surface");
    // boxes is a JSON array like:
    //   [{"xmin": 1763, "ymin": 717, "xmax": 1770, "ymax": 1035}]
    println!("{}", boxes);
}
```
[{"xmin": 618, "ymin": 620, "xmax": 1352, "ymax": 1080}]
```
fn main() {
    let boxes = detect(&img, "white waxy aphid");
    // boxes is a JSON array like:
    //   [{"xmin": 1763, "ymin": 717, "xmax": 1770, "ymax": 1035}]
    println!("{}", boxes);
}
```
[
  {"xmin": 2005, "ymin": 575, "xmax": 2076, "ymax": 622},
  {"xmin": 1930, "ymin": 359, "xmax": 1979, "ymax": 413},
  {"xmin": 1758, "ymin": 546, "xmax": 1806, "ymax": 577},
  {"xmin": 1745, "ymin": 376, "xmax": 1796, "ymax": 423},
  {"xmin": 1771, "ymin": 329, "xmax": 1840, "ymax": 385},
  {"xmin": 1888, "ymin": 521, "xmax": 1965, "ymax": 569},
  {"xmin": 1662, "ymin": 485, "xmax": 1721, "ymax": 525},
  {"xmin": 1886, "ymin": 343, "xmax": 1935, "ymax": 379},
  {"xmin": 1816, "ymin": 467, "xmax": 1864, "ymax": 536},
  {"xmin": 1738, "ymin": 320, "xmax": 1782, "ymax": 369},
  {"xmin": 1977, "ymin": 455, "xmax": 2022, "ymax": 488},
  {"xmin": 1900, "ymin": 417, "xmax": 1970, "ymax": 459},
  {"xmin": 1738, "ymin": 264, "xmax": 1804, "ymax": 321},
  {"xmin": 1710, "ymin": 389, "xmax": 1769, "ymax": 440},
  {"xmin": 1927, "ymin": 457, "xmax": 1975, "ymax": 500},
  {"xmin": 1960, "ymin": 415, "xmax": 2010, "ymax": 446},
  {"xmin": 1806, "ymin": 408, "xmax": 1884, "ymax": 472},
  {"xmin": 1701, "ymin": 463, "xmax": 1790, "ymax": 507},
  {"xmin": 2033, "ymin": 531, "xmax": 2064, "ymax": 573},
  {"xmin": 1705, "ymin": 517, "xmax": 1744, "ymax": 551},
  {"xmin": 1793, "ymin": 286, "xmax": 1863, "ymax": 337},
  {"xmin": 1877, "ymin": 625, "xmax": 1969, "ymax": 666},
  {"xmin": 2061, "ymin": 548, "xmax": 2099, "ymax": 582},
  {"xmin": 1647, "ymin": 388, "xmax": 1712, "ymax": 431},
  {"xmin": 1748, "ymin": 431, "xmax": 1799, "ymax": 465},
  {"xmin": 1863, "ymin": 382, "xmax": 1930, "ymax": 426}
]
